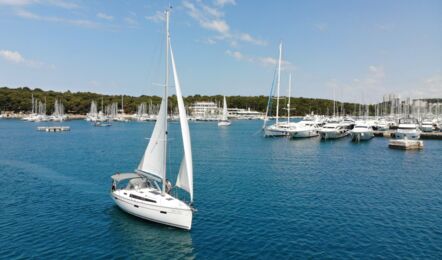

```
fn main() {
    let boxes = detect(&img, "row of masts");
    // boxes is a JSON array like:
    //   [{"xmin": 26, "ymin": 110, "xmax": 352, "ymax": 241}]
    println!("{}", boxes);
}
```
[{"xmin": 23, "ymin": 95, "xmax": 65, "ymax": 122}]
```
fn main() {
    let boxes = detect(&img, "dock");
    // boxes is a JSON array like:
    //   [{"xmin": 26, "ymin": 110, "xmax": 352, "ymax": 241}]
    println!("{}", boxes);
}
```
[
  {"xmin": 37, "ymin": 126, "xmax": 70, "ymax": 132},
  {"xmin": 389, "ymin": 139, "xmax": 424, "ymax": 150},
  {"xmin": 374, "ymin": 130, "xmax": 442, "ymax": 140}
]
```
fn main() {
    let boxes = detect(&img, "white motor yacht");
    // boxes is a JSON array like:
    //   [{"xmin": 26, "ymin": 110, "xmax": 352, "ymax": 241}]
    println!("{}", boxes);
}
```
[
  {"xmin": 319, "ymin": 123, "xmax": 349, "ymax": 139},
  {"xmin": 350, "ymin": 121, "xmax": 374, "ymax": 142},
  {"xmin": 420, "ymin": 118, "xmax": 435, "ymax": 132},
  {"xmin": 395, "ymin": 118, "xmax": 421, "ymax": 140},
  {"xmin": 288, "ymin": 121, "xmax": 319, "ymax": 138}
]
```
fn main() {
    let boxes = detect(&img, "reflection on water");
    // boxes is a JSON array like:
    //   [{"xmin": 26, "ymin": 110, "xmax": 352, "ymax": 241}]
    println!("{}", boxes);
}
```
[{"xmin": 108, "ymin": 206, "xmax": 195, "ymax": 259}]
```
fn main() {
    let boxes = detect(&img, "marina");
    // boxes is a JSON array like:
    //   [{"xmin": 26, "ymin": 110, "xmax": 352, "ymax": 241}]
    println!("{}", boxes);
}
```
[
  {"xmin": 0, "ymin": 0, "xmax": 441, "ymax": 258},
  {"xmin": 1, "ymin": 119, "xmax": 441, "ymax": 258}
]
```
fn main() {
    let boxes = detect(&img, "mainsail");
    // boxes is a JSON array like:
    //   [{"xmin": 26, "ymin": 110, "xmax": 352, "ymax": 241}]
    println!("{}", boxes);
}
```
[
  {"xmin": 222, "ymin": 96, "xmax": 228, "ymax": 121},
  {"xmin": 170, "ymin": 43, "xmax": 194, "ymax": 202}
]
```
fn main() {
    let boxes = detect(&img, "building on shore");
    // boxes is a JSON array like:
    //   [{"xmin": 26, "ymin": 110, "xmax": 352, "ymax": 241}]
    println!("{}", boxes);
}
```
[
  {"xmin": 188, "ymin": 101, "xmax": 219, "ymax": 120},
  {"xmin": 228, "ymin": 108, "xmax": 264, "ymax": 120}
]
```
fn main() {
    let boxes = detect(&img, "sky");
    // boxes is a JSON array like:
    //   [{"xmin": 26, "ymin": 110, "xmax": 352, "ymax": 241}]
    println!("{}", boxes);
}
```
[{"xmin": 0, "ymin": 0, "xmax": 441, "ymax": 103}]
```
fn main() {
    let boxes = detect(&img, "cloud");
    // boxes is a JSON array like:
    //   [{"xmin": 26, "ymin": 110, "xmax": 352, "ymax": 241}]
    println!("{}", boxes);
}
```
[
  {"xmin": 225, "ymin": 49, "xmax": 294, "ymax": 70},
  {"xmin": 145, "ymin": 10, "xmax": 165, "ymax": 23},
  {"xmin": 97, "ymin": 12, "xmax": 113, "ymax": 21},
  {"xmin": 239, "ymin": 33, "xmax": 267, "ymax": 46},
  {"xmin": 45, "ymin": 0, "xmax": 79, "ymax": 9},
  {"xmin": 124, "ymin": 17, "xmax": 138, "ymax": 26},
  {"xmin": 0, "ymin": 0, "xmax": 78, "ymax": 9},
  {"xmin": 377, "ymin": 23, "xmax": 395, "ymax": 31},
  {"xmin": 225, "ymin": 49, "xmax": 244, "ymax": 60},
  {"xmin": 0, "ymin": 49, "xmax": 52, "ymax": 69},
  {"xmin": 0, "ymin": 50, "xmax": 24, "ymax": 63},
  {"xmin": 183, "ymin": 0, "xmax": 266, "ymax": 46},
  {"xmin": 0, "ymin": 0, "xmax": 36, "ymax": 6},
  {"xmin": 15, "ymin": 9, "xmax": 100, "ymax": 28},
  {"xmin": 214, "ymin": 0, "xmax": 236, "ymax": 7},
  {"xmin": 315, "ymin": 23, "xmax": 328, "ymax": 32},
  {"xmin": 400, "ymin": 74, "xmax": 442, "ymax": 98}
]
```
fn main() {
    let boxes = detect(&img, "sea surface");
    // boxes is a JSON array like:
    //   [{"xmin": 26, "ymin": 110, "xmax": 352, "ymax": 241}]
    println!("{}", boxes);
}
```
[{"xmin": 0, "ymin": 119, "xmax": 441, "ymax": 259}]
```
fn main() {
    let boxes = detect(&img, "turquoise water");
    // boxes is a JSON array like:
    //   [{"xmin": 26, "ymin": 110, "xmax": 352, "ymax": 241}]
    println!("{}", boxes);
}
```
[{"xmin": 0, "ymin": 119, "xmax": 441, "ymax": 259}]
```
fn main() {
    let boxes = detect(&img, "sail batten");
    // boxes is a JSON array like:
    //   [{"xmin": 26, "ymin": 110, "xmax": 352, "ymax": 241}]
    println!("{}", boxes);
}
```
[{"xmin": 170, "ymin": 43, "xmax": 194, "ymax": 202}]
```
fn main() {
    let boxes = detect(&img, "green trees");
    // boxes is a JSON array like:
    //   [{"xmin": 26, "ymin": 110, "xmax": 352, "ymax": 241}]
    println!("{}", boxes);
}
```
[{"xmin": 1, "ymin": 86, "xmax": 366, "ymax": 116}]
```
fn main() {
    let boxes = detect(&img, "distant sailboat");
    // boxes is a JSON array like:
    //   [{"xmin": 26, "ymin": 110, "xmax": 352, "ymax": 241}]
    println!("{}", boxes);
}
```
[
  {"xmin": 264, "ymin": 42, "xmax": 295, "ymax": 137},
  {"xmin": 218, "ymin": 96, "xmax": 231, "ymax": 126},
  {"xmin": 111, "ymin": 8, "xmax": 195, "ymax": 230}
]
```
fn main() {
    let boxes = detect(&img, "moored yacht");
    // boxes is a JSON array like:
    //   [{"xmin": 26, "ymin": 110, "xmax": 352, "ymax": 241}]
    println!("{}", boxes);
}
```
[
  {"xmin": 350, "ymin": 121, "xmax": 374, "ymax": 142},
  {"xmin": 263, "ymin": 42, "xmax": 295, "ymax": 137},
  {"xmin": 420, "ymin": 118, "xmax": 435, "ymax": 132},
  {"xmin": 319, "ymin": 123, "xmax": 349, "ymax": 139},
  {"xmin": 394, "ymin": 118, "xmax": 421, "ymax": 140}
]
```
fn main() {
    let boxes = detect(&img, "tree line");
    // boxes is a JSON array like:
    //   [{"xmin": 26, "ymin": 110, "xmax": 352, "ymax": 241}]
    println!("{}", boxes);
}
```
[{"xmin": 1, "ymin": 86, "xmax": 372, "ymax": 116}]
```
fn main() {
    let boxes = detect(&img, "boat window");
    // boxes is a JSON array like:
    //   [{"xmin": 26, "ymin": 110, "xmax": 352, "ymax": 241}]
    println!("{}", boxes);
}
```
[{"xmin": 129, "ymin": 194, "xmax": 157, "ymax": 203}]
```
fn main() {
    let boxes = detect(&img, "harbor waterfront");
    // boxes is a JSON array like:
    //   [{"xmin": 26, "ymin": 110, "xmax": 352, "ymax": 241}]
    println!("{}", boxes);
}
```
[{"xmin": 1, "ymin": 119, "xmax": 441, "ymax": 258}]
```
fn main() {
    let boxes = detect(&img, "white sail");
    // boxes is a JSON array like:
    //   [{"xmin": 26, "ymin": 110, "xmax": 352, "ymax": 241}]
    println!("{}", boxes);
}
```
[
  {"xmin": 137, "ymin": 93, "xmax": 167, "ymax": 181},
  {"xmin": 170, "ymin": 43, "xmax": 194, "ymax": 202},
  {"xmin": 222, "ymin": 96, "xmax": 228, "ymax": 120}
]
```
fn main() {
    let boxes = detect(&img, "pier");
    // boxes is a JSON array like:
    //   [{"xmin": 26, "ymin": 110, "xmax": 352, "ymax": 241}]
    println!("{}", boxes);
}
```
[
  {"xmin": 37, "ymin": 126, "xmax": 70, "ymax": 132},
  {"xmin": 389, "ymin": 139, "xmax": 424, "ymax": 150},
  {"xmin": 374, "ymin": 131, "xmax": 442, "ymax": 140}
]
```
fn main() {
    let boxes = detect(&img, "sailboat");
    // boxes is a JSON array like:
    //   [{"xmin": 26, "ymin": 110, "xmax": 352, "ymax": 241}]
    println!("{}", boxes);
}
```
[
  {"xmin": 218, "ymin": 96, "xmax": 231, "ymax": 126},
  {"xmin": 264, "ymin": 42, "xmax": 291, "ymax": 137},
  {"xmin": 110, "ymin": 9, "xmax": 194, "ymax": 230}
]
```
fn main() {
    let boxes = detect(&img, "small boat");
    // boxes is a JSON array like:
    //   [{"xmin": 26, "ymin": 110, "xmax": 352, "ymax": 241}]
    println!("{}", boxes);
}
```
[
  {"xmin": 420, "ymin": 118, "xmax": 435, "ymax": 132},
  {"xmin": 394, "ymin": 118, "xmax": 421, "ymax": 140},
  {"xmin": 94, "ymin": 121, "xmax": 112, "ymax": 127},
  {"xmin": 218, "ymin": 96, "xmax": 231, "ymax": 127},
  {"xmin": 319, "ymin": 123, "xmax": 349, "ymax": 140},
  {"xmin": 350, "ymin": 121, "xmax": 374, "ymax": 142},
  {"xmin": 111, "ymin": 9, "xmax": 195, "ymax": 230}
]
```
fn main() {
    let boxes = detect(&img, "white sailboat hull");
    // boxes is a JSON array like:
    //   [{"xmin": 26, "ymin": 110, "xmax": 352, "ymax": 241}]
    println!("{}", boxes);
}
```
[
  {"xmin": 289, "ymin": 128, "xmax": 319, "ymax": 138},
  {"xmin": 264, "ymin": 127, "xmax": 288, "ymax": 137},
  {"xmin": 112, "ymin": 190, "xmax": 192, "ymax": 230},
  {"xmin": 218, "ymin": 120, "xmax": 231, "ymax": 126}
]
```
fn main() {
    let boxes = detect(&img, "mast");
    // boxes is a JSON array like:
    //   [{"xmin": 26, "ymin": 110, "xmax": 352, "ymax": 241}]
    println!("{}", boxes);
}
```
[
  {"xmin": 276, "ymin": 42, "xmax": 282, "ymax": 125},
  {"xmin": 161, "ymin": 8, "xmax": 170, "ymax": 195},
  {"xmin": 121, "ymin": 96, "xmax": 123, "ymax": 113},
  {"xmin": 31, "ymin": 94, "xmax": 34, "ymax": 114},
  {"xmin": 333, "ymin": 88, "xmax": 336, "ymax": 118},
  {"xmin": 287, "ymin": 73, "xmax": 292, "ymax": 124}
]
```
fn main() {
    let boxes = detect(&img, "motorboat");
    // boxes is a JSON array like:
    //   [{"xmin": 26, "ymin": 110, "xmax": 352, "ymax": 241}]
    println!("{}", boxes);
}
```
[
  {"xmin": 350, "ymin": 121, "xmax": 374, "ymax": 142},
  {"xmin": 319, "ymin": 123, "xmax": 349, "ymax": 139},
  {"xmin": 394, "ymin": 118, "xmax": 421, "ymax": 140}
]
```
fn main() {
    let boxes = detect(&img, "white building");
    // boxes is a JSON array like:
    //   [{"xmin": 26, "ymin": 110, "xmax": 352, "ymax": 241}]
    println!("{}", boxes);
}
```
[
  {"xmin": 228, "ymin": 108, "xmax": 264, "ymax": 120},
  {"xmin": 189, "ymin": 101, "xmax": 219, "ymax": 120}
]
